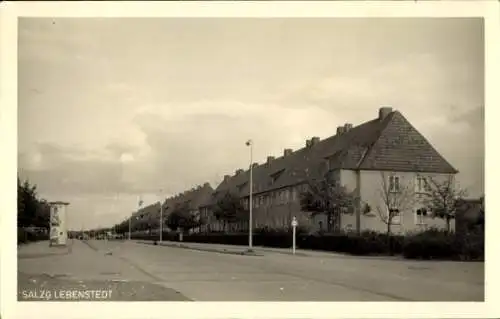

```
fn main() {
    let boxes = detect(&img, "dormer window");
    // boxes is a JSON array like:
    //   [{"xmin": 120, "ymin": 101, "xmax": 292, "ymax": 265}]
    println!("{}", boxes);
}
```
[
  {"xmin": 270, "ymin": 169, "xmax": 285, "ymax": 185},
  {"xmin": 237, "ymin": 182, "xmax": 248, "ymax": 193}
]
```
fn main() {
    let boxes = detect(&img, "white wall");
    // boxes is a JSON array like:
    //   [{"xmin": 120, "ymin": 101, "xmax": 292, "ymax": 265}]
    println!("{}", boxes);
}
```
[{"xmin": 340, "ymin": 170, "xmax": 456, "ymax": 234}]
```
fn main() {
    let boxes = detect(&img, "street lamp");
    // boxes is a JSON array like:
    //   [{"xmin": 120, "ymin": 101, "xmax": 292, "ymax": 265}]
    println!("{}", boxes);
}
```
[
  {"xmin": 245, "ymin": 139, "xmax": 253, "ymax": 250},
  {"xmin": 130, "ymin": 197, "xmax": 143, "ymax": 241}
]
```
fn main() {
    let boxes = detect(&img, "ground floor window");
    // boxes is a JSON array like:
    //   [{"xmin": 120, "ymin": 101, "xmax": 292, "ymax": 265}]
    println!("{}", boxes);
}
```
[{"xmin": 415, "ymin": 208, "xmax": 428, "ymax": 225}]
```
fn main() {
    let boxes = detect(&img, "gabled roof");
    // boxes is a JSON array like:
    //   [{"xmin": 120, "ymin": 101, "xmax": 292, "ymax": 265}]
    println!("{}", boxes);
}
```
[
  {"xmin": 214, "ymin": 108, "xmax": 458, "ymax": 199},
  {"xmin": 129, "ymin": 183, "xmax": 214, "ymax": 223},
  {"xmin": 358, "ymin": 111, "xmax": 458, "ymax": 173},
  {"xmin": 162, "ymin": 182, "xmax": 214, "ymax": 213}
]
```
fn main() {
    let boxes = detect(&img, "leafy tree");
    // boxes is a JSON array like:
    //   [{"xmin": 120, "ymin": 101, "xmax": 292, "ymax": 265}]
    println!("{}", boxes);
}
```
[
  {"xmin": 477, "ymin": 195, "xmax": 485, "ymax": 228},
  {"xmin": 213, "ymin": 192, "xmax": 247, "ymax": 232},
  {"xmin": 423, "ymin": 175, "xmax": 467, "ymax": 233},
  {"xmin": 17, "ymin": 177, "xmax": 50, "ymax": 229},
  {"xmin": 376, "ymin": 172, "xmax": 415, "ymax": 237},
  {"xmin": 166, "ymin": 202, "xmax": 203, "ymax": 233},
  {"xmin": 300, "ymin": 173, "xmax": 356, "ymax": 233}
]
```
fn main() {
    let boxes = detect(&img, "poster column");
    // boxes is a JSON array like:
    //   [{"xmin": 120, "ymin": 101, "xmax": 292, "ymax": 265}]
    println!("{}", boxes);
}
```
[{"xmin": 49, "ymin": 201, "xmax": 70, "ymax": 247}]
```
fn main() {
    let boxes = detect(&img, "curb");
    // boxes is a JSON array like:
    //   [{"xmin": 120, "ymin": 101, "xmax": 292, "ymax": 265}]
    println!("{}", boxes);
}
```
[{"xmin": 137, "ymin": 241, "xmax": 262, "ymax": 256}]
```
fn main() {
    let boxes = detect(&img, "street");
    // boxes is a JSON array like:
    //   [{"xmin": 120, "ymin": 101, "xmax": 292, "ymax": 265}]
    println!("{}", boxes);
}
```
[{"xmin": 18, "ymin": 239, "xmax": 484, "ymax": 301}]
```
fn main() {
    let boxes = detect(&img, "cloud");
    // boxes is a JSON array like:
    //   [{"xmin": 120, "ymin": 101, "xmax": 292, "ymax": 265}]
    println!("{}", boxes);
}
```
[{"xmin": 16, "ymin": 18, "xmax": 484, "ymax": 229}]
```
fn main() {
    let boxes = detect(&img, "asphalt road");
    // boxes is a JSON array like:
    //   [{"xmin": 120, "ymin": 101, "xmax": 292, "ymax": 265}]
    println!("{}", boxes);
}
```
[{"xmin": 17, "ymin": 239, "xmax": 484, "ymax": 301}]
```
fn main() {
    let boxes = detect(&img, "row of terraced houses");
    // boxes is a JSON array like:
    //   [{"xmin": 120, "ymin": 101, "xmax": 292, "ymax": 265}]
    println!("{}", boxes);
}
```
[{"xmin": 128, "ymin": 107, "xmax": 460, "ymax": 235}]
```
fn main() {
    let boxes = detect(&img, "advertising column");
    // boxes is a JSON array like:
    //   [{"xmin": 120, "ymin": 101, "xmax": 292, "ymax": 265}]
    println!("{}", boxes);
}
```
[{"xmin": 49, "ymin": 201, "xmax": 70, "ymax": 247}]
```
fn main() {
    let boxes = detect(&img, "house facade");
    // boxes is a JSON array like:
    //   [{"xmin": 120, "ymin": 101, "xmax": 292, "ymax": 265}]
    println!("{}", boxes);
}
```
[
  {"xmin": 205, "ymin": 107, "xmax": 458, "ymax": 234},
  {"xmin": 128, "ymin": 182, "xmax": 214, "ymax": 234}
]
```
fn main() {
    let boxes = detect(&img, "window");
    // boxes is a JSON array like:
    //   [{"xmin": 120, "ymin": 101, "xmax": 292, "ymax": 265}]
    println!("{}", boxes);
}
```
[
  {"xmin": 387, "ymin": 206, "xmax": 401, "ymax": 225},
  {"xmin": 388, "ymin": 175, "xmax": 400, "ymax": 193},
  {"xmin": 415, "ymin": 176, "xmax": 432, "ymax": 194},
  {"xmin": 415, "ymin": 208, "xmax": 428, "ymax": 225},
  {"xmin": 285, "ymin": 189, "xmax": 290, "ymax": 202}
]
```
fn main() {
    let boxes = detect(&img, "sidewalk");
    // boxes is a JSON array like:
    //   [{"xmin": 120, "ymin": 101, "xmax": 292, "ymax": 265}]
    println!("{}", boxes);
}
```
[
  {"xmin": 135, "ymin": 240, "xmax": 379, "ymax": 260},
  {"xmin": 18, "ymin": 240, "xmax": 72, "ymax": 259},
  {"xmin": 136, "ymin": 240, "xmax": 263, "ymax": 256}
]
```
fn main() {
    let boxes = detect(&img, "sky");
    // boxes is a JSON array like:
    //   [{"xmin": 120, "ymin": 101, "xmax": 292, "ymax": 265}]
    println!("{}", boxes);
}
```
[{"xmin": 17, "ymin": 17, "xmax": 484, "ymax": 230}]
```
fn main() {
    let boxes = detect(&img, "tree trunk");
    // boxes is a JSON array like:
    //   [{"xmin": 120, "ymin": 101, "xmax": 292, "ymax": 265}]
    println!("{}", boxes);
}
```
[
  {"xmin": 446, "ymin": 217, "xmax": 451, "ymax": 233},
  {"xmin": 327, "ymin": 211, "xmax": 333, "ymax": 232}
]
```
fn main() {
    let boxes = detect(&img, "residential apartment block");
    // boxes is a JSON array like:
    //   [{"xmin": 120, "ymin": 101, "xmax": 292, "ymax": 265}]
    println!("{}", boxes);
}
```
[
  {"xmin": 130, "ymin": 183, "xmax": 214, "ymax": 233},
  {"xmin": 201, "ymin": 107, "xmax": 459, "ymax": 234},
  {"xmin": 127, "ymin": 107, "xmax": 459, "ymax": 235}
]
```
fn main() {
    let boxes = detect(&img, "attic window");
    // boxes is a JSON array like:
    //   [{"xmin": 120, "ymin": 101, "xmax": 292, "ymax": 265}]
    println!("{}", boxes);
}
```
[
  {"xmin": 270, "ymin": 169, "xmax": 285, "ymax": 184},
  {"xmin": 237, "ymin": 182, "xmax": 248, "ymax": 192}
]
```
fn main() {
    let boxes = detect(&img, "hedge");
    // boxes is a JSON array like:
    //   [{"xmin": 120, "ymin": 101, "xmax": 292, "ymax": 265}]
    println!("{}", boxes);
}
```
[
  {"xmin": 402, "ymin": 228, "xmax": 484, "ymax": 261},
  {"xmin": 299, "ymin": 231, "xmax": 404, "ymax": 256},
  {"xmin": 127, "ymin": 227, "xmax": 483, "ymax": 261},
  {"xmin": 17, "ymin": 228, "xmax": 49, "ymax": 245}
]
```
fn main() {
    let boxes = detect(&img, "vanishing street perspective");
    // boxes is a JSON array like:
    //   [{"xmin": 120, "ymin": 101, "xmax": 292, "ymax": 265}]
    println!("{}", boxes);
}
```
[{"xmin": 17, "ymin": 18, "xmax": 484, "ymax": 301}]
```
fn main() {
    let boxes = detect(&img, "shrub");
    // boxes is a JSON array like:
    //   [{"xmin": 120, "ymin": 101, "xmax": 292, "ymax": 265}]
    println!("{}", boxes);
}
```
[
  {"xmin": 402, "ymin": 228, "xmax": 483, "ymax": 261},
  {"xmin": 130, "ymin": 227, "xmax": 483, "ymax": 261},
  {"xmin": 298, "ymin": 231, "xmax": 403, "ymax": 256},
  {"xmin": 17, "ymin": 228, "xmax": 49, "ymax": 244},
  {"xmin": 18, "ymin": 228, "xmax": 28, "ymax": 244}
]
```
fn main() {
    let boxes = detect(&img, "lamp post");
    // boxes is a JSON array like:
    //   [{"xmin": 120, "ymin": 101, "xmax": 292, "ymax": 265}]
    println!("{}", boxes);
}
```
[{"xmin": 245, "ymin": 139, "xmax": 253, "ymax": 250}]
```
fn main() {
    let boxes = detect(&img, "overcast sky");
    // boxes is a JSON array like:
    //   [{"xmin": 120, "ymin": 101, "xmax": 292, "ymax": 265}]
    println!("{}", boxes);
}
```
[{"xmin": 18, "ymin": 18, "xmax": 484, "ymax": 230}]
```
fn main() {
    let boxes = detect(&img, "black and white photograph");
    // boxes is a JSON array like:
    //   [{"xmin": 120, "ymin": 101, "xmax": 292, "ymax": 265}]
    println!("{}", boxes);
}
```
[{"xmin": 1, "ymin": 1, "xmax": 498, "ymax": 319}]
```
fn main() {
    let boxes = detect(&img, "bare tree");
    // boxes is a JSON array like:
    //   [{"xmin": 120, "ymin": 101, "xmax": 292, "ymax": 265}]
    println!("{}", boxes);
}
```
[
  {"xmin": 423, "ymin": 175, "xmax": 467, "ymax": 233},
  {"xmin": 376, "ymin": 172, "xmax": 415, "ymax": 237}
]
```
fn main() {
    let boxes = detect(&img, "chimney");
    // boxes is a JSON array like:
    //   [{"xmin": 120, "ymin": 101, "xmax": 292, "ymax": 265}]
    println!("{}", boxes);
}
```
[
  {"xmin": 336, "ymin": 126, "xmax": 345, "ymax": 135},
  {"xmin": 224, "ymin": 174, "xmax": 231, "ymax": 181},
  {"xmin": 235, "ymin": 169, "xmax": 244, "ymax": 175},
  {"xmin": 311, "ymin": 137, "xmax": 320, "ymax": 145},
  {"xmin": 379, "ymin": 107, "xmax": 393, "ymax": 121},
  {"xmin": 252, "ymin": 163, "xmax": 258, "ymax": 168},
  {"xmin": 284, "ymin": 148, "xmax": 293, "ymax": 157},
  {"xmin": 267, "ymin": 156, "xmax": 275, "ymax": 164},
  {"xmin": 306, "ymin": 139, "xmax": 312, "ymax": 148},
  {"xmin": 203, "ymin": 182, "xmax": 210, "ymax": 188},
  {"xmin": 343, "ymin": 123, "xmax": 353, "ymax": 132}
]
